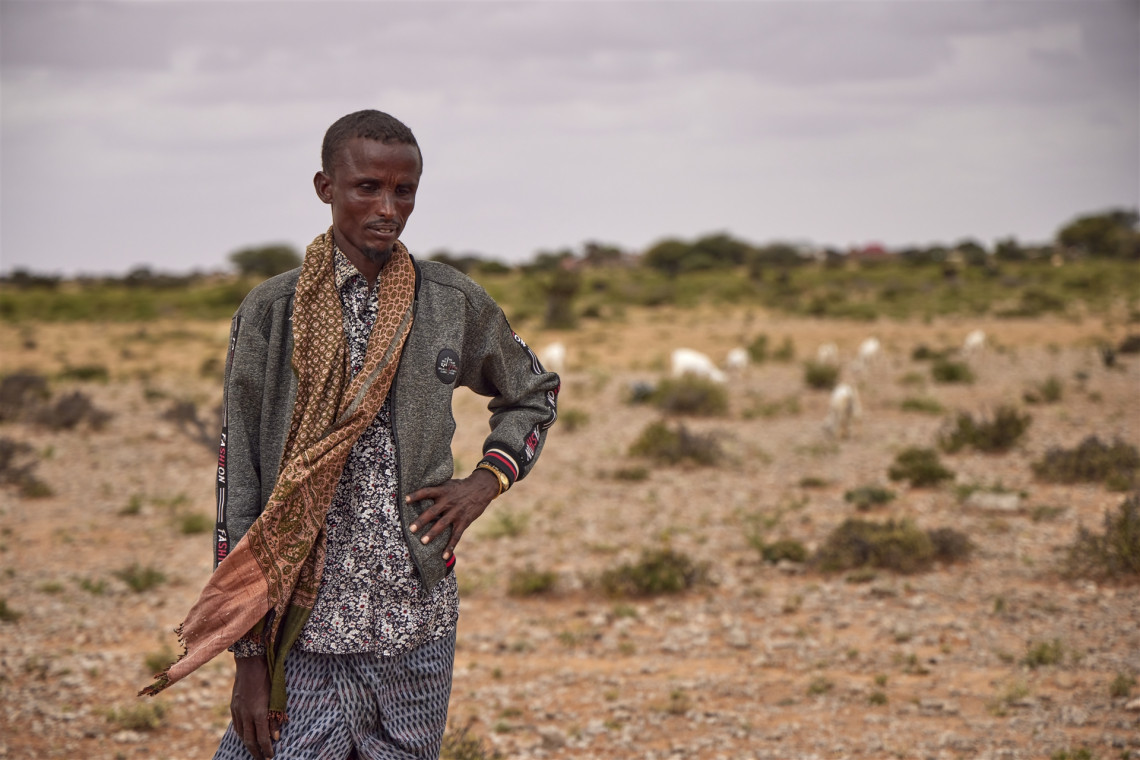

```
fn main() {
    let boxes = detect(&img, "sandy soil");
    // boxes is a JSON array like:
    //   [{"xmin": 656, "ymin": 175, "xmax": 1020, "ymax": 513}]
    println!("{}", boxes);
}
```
[{"xmin": 0, "ymin": 310, "xmax": 1137, "ymax": 760}]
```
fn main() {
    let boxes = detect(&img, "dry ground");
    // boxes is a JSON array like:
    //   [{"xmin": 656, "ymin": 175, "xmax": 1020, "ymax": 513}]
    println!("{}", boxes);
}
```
[{"xmin": 0, "ymin": 310, "xmax": 1138, "ymax": 760}]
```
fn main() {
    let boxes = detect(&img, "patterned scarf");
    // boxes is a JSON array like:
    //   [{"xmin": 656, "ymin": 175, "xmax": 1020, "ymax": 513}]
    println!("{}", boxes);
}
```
[{"xmin": 140, "ymin": 228, "xmax": 416, "ymax": 718}]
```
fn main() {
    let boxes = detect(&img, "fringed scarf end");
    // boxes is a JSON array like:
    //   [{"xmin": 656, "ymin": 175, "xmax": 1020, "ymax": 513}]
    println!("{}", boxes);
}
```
[{"xmin": 137, "ymin": 624, "xmax": 188, "ymax": 698}]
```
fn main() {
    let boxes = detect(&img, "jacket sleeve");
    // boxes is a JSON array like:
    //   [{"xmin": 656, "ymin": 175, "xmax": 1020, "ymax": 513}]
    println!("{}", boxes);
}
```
[
  {"xmin": 458, "ymin": 292, "xmax": 560, "ymax": 489},
  {"xmin": 213, "ymin": 308, "xmax": 269, "ymax": 570}
]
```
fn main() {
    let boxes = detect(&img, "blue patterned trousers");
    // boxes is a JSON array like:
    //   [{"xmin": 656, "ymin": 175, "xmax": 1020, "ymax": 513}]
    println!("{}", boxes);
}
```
[{"xmin": 213, "ymin": 631, "xmax": 455, "ymax": 760}]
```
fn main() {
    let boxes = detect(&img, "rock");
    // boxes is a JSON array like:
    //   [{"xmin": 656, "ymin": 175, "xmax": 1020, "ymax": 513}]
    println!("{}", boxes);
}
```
[
  {"xmin": 1125, "ymin": 698, "xmax": 1140, "ymax": 712},
  {"xmin": 965, "ymin": 492, "xmax": 1022, "ymax": 512},
  {"xmin": 112, "ymin": 730, "xmax": 145, "ymax": 743}
]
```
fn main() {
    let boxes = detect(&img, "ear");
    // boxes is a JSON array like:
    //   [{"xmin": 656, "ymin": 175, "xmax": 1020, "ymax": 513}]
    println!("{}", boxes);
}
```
[{"xmin": 313, "ymin": 171, "xmax": 333, "ymax": 204}]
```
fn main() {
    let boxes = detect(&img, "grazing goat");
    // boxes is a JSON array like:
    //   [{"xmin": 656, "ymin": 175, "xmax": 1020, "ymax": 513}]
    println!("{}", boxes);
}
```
[
  {"xmin": 853, "ymin": 337, "xmax": 881, "ymax": 372},
  {"xmin": 962, "ymin": 329, "xmax": 986, "ymax": 356},
  {"xmin": 816, "ymin": 342, "xmax": 839, "ymax": 365},
  {"xmin": 540, "ymin": 342, "xmax": 566, "ymax": 373},
  {"xmin": 724, "ymin": 347, "xmax": 750, "ymax": 371},
  {"xmin": 671, "ymin": 348, "xmax": 727, "ymax": 383},
  {"xmin": 824, "ymin": 383, "xmax": 862, "ymax": 438}
]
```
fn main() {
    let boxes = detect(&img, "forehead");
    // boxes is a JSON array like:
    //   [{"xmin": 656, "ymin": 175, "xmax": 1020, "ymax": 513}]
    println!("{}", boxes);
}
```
[{"xmin": 331, "ymin": 137, "xmax": 422, "ymax": 178}]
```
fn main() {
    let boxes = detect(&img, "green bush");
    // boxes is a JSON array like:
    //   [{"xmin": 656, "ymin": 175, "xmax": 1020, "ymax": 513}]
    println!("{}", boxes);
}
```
[
  {"xmin": 772, "ymin": 337, "xmax": 796, "ymax": 362},
  {"xmin": 803, "ymin": 361, "xmax": 840, "ymax": 390},
  {"xmin": 888, "ymin": 448, "xmax": 955, "ymax": 488},
  {"xmin": 1061, "ymin": 493, "xmax": 1140, "ymax": 581},
  {"xmin": 813, "ymin": 518, "xmax": 936, "ymax": 574},
  {"xmin": 144, "ymin": 645, "xmax": 178, "ymax": 676},
  {"xmin": 1023, "ymin": 639, "xmax": 1065, "ymax": 668},
  {"xmin": 1023, "ymin": 375, "xmax": 1063, "ymax": 404},
  {"xmin": 759, "ymin": 539, "xmax": 808, "ymax": 564},
  {"xmin": 747, "ymin": 334, "xmax": 769, "ymax": 362},
  {"xmin": 599, "ymin": 547, "xmax": 710, "ymax": 597},
  {"xmin": 0, "ymin": 598, "xmax": 22, "ymax": 623},
  {"xmin": 106, "ymin": 702, "xmax": 166, "ymax": 731},
  {"xmin": 1110, "ymin": 672, "xmax": 1136, "ymax": 699},
  {"xmin": 652, "ymin": 376, "xmax": 728, "ymax": 416},
  {"xmin": 114, "ymin": 564, "xmax": 167, "ymax": 593},
  {"xmin": 1032, "ymin": 436, "xmax": 1139, "ymax": 491},
  {"xmin": 559, "ymin": 408, "xmax": 589, "ymax": 432},
  {"xmin": 629, "ymin": 421, "xmax": 722, "ymax": 466},
  {"xmin": 58, "ymin": 364, "xmax": 110, "ymax": 383},
  {"xmin": 844, "ymin": 485, "xmax": 896, "ymax": 511},
  {"xmin": 931, "ymin": 358, "xmax": 975, "ymax": 384},
  {"xmin": 911, "ymin": 345, "xmax": 952, "ymax": 361},
  {"xmin": 938, "ymin": 405, "xmax": 1032, "ymax": 454},
  {"xmin": 179, "ymin": 512, "xmax": 211, "ymax": 535},
  {"xmin": 900, "ymin": 396, "xmax": 944, "ymax": 414},
  {"xmin": 507, "ymin": 566, "xmax": 558, "ymax": 597}
]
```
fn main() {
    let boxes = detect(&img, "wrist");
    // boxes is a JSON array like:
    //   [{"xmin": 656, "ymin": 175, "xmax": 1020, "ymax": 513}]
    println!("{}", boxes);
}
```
[{"xmin": 474, "ymin": 462, "xmax": 509, "ymax": 498}]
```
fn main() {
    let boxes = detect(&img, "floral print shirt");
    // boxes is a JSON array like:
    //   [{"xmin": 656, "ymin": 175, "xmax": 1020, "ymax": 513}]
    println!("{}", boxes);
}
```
[{"xmin": 233, "ymin": 249, "xmax": 459, "ymax": 658}]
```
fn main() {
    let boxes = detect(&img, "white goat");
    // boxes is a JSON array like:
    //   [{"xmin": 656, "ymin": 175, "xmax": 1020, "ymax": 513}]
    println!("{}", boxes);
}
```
[
  {"xmin": 824, "ymin": 383, "xmax": 862, "ymax": 438},
  {"xmin": 963, "ymin": 329, "xmax": 986, "ymax": 356},
  {"xmin": 540, "ymin": 342, "xmax": 566, "ymax": 373},
  {"xmin": 851, "ymin": 337, "xmax": 881, "ymax": 373},
  {"xmin": 671, "ymin": 347, "xmax": 726, "ymax": 383},
  {"xmin": 816, "ymin": 342, "xmax": 839, "ymax": 365},
  {"xmin": 724, "ymin": 347, "xmax": 750, "ymax": 372}
]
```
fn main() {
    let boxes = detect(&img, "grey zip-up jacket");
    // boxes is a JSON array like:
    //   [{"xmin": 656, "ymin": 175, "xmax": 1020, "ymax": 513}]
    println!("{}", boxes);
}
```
[{"xmin": 213, "ymin": 256, "xmax": 560, "ymax": 593}]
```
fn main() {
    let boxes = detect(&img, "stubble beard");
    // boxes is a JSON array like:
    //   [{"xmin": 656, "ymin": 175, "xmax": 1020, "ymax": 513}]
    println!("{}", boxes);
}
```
[{"xmin": 361, "ymin": 245, "xmax": 393, "ymax": 269}]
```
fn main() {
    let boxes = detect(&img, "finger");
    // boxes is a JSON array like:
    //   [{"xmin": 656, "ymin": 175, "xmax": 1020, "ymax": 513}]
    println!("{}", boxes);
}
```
[
  {"xmin": 252, "ymin": 713, "xmax": 274, "ymax": 759},
  {"xmin": 408, "ymin": 497, "xmax": 449, "ymax": 534},
  {"xmin": 443, "ymin": 523, "xmax": 468, "ymax": 560},
  {"xmin": 270, "ymin": 714, "xmax": 283, "ymax": 742}
]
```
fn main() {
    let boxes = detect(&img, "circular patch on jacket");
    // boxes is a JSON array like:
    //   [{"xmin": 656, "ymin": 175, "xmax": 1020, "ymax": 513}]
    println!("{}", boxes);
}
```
[{"xmin": 435, "ymin": 348, "xmax": 460, "ymax": 384}]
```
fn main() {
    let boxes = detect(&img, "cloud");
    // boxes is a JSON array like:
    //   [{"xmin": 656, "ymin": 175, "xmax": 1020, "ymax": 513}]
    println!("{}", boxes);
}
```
[{"xmin": 1, "ymin": 0, "xmax": 1136, "ymax": 274}]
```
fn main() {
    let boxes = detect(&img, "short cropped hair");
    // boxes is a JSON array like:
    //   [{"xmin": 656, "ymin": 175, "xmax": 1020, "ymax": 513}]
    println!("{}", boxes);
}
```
[{"xmin": 321, "ymin": 110, "xmax": 421, "ymax": 175}]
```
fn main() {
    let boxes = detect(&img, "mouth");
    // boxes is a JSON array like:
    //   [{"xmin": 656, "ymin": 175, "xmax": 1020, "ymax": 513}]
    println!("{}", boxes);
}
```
[{"xmin": 367, "ymin": 222, "xmax": 400, "ymax": 236}]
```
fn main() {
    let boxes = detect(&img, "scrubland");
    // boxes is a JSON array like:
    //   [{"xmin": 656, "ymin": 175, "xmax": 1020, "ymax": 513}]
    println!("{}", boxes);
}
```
[{"xmin": 0, "ymin": 261, "xmax": 1138, "ymax": 760}]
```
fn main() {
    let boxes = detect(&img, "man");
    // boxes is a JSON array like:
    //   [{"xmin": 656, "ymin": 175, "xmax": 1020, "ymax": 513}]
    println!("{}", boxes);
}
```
[{"xmin": 140, "ymin": 110, "xmax": 560, "ymax": 760}]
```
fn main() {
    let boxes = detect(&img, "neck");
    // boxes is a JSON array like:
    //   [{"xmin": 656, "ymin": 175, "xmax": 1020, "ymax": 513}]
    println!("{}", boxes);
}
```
[{"xmin": 334, "ymin": 236, "xmax": 388, "ymax": 288}]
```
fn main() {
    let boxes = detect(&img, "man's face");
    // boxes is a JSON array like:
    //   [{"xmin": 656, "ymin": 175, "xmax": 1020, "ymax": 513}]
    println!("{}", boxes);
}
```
[{"xmin": 314, "ymin": 137, "xmax": 422, "ymax": 269}]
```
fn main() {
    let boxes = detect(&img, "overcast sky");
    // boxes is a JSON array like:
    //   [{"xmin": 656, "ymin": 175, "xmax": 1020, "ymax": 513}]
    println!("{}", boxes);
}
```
[{"xmin": 1, "ymin": 0, "xmax": 1137, "ymax": 276}]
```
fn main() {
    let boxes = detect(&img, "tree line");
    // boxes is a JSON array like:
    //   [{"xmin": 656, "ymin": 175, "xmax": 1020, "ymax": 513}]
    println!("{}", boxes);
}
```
[{"xmin": 1, "ymin": 208, "xmax": 1135, "ymax": 290}]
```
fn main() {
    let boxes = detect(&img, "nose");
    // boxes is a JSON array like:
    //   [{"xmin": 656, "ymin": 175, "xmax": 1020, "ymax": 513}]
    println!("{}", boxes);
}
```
[{"xmin": 375, "ymin": 190, "xmax": 397, "ymax": 218}]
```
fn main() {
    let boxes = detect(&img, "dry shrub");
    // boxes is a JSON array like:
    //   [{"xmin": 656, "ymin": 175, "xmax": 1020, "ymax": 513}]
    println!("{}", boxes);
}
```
[
  {"xmin": 0, "ymin": 372, "xmax": 50, "ymax": 421},
  {"xmin": 599, "ymin": 547, "xmax": 711, "ymax": 597},
  {"xmin": 629, "ymin": 421, "xmax": 722, "ymax": 466},
  {"xmin": 844, "ymin": 485, "xmax": 896, "ymax": 511},
  {"xmin": 652, "ymin": 376, "xmax": 728, "ymax": 416},
  {"xmin": 441, "ymin": 721, "xmax": 502, "ymax": 760},
  {"xmin": 1032, "ymin": 436, "xmax": 1139, "ymax": 491},
  {"xmin": 1062, "ymin": 493, "xmax": 1140, "ymax": 581},
  {"xmin": 888, "ymin": 447, "xmax": 955, "ymax": 488},
  {"xmin": 162, "ymin": 400, "xmax": 214, "ymax": 449},
  {"xmin": 0, "ymin": 437, "xmax": 51, "ymax": 498},
  {"xmin": 939, "ymin": 405, "xmax": 1032, "ymax": 454},
  {"xmin": 37, "ymin": 391, "xmax": 112, "ymax": 431},
  {"xmin": 927, "ymin": 527, "xmax": 974, "ymax": 563},
  {"xmin": 815, "ymin": 519, "xmax": 970, "ymax": 574},
  {"xmin": 1118, "ymin": 334, "xmax": 1140, "ymax": 354}
]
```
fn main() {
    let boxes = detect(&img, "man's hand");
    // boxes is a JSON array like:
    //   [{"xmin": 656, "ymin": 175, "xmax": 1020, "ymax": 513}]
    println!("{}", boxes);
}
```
[
  {"xmin": 407, "ymin": 469, "xmax": 499, "ymax": 560},
  {"xmin": 231, "ymin": 655, "xmax": 281, "ymax": 760}
]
